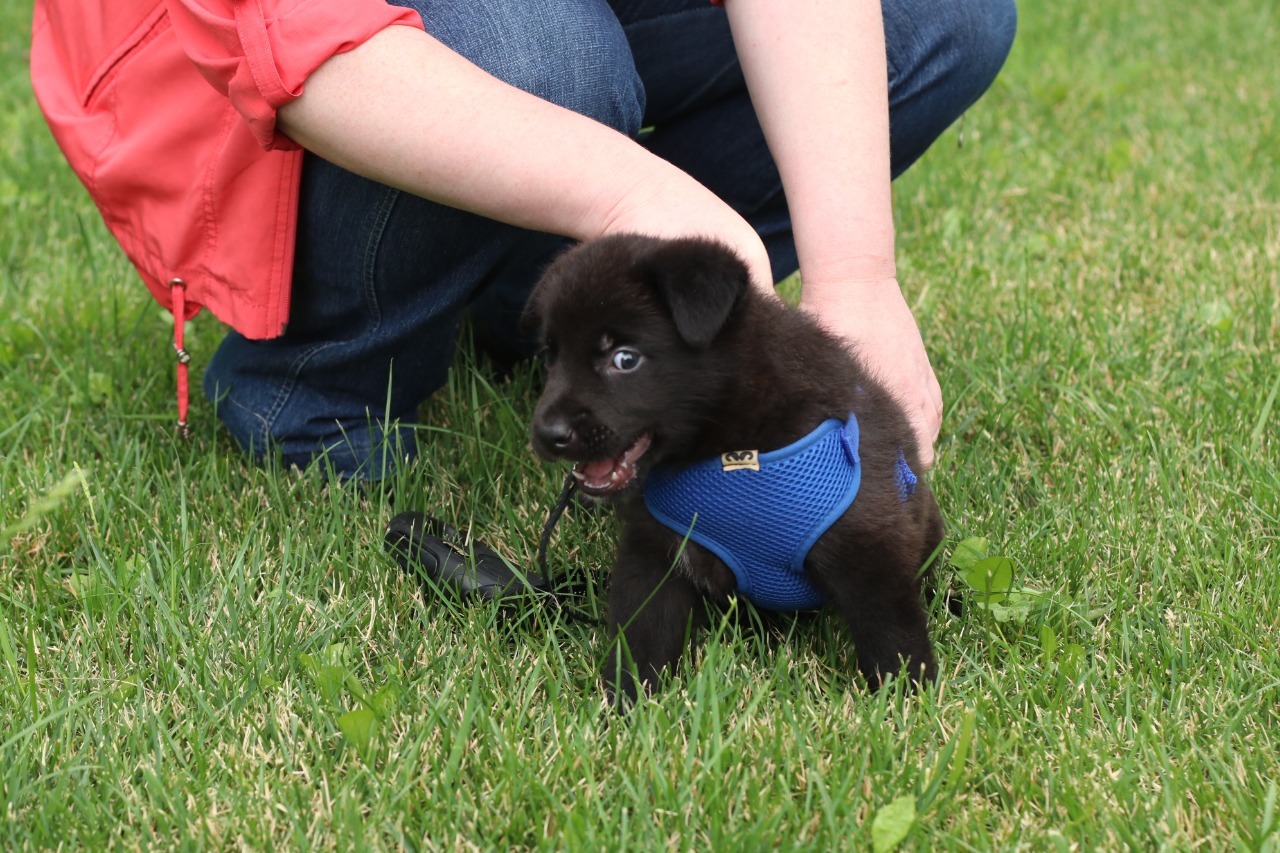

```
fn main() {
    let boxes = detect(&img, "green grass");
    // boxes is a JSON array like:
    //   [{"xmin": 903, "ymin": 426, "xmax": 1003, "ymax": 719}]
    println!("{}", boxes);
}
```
[{"xmin": 3, "ymin": 0, "xmax": 1278, "ymax": 848}]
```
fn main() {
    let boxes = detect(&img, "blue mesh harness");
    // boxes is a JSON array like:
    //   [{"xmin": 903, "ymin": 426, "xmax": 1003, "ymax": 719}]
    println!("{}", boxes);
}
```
[{"xmin": 643, "ymin": 414, "xmax": 917, "ymax": 612}]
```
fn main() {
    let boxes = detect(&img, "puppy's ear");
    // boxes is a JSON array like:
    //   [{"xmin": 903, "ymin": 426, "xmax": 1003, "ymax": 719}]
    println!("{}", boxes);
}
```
[
  {"xmin": 520, "ymin": 241, "xmax": 583, "ymax": 341},
  {"xmin": 518, "ymin": 292, "xmax": 543, "ymax": 341},
  {"xmin": 520, "ymin": 271, "xmax": 559, "ymax": 342},
  {"xmin": 639, "ymin": 238, "xmax": 751, "ymax": 348}
]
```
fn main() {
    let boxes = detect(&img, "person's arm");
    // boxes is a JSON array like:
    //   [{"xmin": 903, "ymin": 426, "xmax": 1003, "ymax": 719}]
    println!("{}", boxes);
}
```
[
  {"xmin": 275, "ymin": 25, "xmax": 774, "ymax": 290},
  {"xmin": 724, "ymin": 0, "xmax": 943, "ymax": 466}
]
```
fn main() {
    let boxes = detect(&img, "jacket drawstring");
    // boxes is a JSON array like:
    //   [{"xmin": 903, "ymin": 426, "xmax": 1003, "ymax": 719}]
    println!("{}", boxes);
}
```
[{"xmin": 170, "ymin": 277, "xmax": 191, "ymax": 438}]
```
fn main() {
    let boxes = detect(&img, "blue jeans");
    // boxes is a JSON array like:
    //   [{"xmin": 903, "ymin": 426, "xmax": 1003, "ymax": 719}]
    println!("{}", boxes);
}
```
[{"xmin": 204, "ymin": 0, "xmax": 1017, "ymax": 478}]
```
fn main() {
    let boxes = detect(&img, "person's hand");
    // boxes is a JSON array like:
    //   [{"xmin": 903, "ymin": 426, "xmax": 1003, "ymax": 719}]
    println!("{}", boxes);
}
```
[
  {"xmin": 801, "ymin": 278, "xmax": 942, "ymax": 468},
  {"xmin": 591, "ymin": 157, "xmax": 775, "ymax": 294},
  {"xmin": 724, "ymin": 1, "xmax": 935, "ymax": 459}
]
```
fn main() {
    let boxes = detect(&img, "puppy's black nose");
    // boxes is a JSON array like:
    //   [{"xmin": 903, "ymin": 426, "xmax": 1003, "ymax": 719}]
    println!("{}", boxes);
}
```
[{"xmin": 533, "ymin": 417, "xmax": 575, "ymax": 454}]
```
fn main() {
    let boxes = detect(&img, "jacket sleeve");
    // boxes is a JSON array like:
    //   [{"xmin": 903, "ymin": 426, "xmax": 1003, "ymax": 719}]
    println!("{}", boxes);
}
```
[{"xmin": 165, "ymin": 0, "xmax": 424, "ymax": 151}]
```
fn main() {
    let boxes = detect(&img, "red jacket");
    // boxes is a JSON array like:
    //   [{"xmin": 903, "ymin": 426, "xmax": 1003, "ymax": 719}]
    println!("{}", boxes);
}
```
[{"xmin": 30, "ymin": 0, "xmax": 423, "ymax": 339}]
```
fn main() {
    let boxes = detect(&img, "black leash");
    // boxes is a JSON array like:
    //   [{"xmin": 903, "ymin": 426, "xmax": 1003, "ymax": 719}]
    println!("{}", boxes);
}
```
[
  {"xmin": 536, "ymin": 471, "xmax": 602, "ymax": 624},
  {"xmin": 537, "ymin": 471, "xmax": 580, "ymax": 579}
]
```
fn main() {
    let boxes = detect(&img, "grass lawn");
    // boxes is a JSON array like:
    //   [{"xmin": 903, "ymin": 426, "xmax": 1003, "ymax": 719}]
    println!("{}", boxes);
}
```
[{"xmin": 3, "ymin": 0, "xmax": 1278, "ymax": 848}]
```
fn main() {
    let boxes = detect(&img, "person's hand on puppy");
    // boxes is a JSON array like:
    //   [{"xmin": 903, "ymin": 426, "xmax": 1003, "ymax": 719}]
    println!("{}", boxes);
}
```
[
  {"xmin": 801, "ymin": 277, "xmax": 942, "ymax": 469},
  {"xmin": 589, "ymin": 157, "xmax": 775, "ymax": 295},
  {"xmin": 726, "ymin": 0, "xmax": 941, "ymax": 466}
]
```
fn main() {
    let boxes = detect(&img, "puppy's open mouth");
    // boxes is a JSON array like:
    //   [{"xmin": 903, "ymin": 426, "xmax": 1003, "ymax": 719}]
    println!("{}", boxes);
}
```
[{"xmin": 572, "ymin": 432, "xmax": 653, "ymax": 496}]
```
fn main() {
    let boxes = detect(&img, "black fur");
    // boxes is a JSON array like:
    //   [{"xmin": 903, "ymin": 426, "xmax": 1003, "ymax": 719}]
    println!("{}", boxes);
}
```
[{"xmin": 525, "ymin": 234, "xmax": 944, "ymax": 705}]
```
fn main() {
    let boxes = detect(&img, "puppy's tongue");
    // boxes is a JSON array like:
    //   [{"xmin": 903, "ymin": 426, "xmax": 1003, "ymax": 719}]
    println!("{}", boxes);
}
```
[{"xmin": 573, "ymin": 433, "xmax": 653, "ymax": 495}]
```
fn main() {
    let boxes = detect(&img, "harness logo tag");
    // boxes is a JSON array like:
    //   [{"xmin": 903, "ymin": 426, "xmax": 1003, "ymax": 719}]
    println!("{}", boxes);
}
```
[{"xmin": 720, "ymin": 450, "xmax": 760, "ymax": 472}]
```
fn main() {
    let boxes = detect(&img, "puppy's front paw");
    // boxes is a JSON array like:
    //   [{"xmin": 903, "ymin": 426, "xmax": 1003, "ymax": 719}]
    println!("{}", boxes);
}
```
[
  {"xmin": 859, "ymin": 649, "xmax": 937, "ymax": 693},
  {"xmin": 603, "ymin": 664, "xmax": 647, "ymax": 713},
  {"xmin": 603, "ymin": 551, "xmax": 704, "ymax": 705}
]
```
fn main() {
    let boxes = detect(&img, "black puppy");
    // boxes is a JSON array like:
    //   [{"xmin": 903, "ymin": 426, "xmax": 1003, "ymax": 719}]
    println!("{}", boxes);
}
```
[{"xmin": 526, "ymin": 234, "xmax": 944, "ymax": 703}]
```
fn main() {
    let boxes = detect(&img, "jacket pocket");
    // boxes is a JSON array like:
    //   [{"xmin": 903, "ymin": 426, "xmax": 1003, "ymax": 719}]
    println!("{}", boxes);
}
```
[{"xmin": 82, "ymin": 5, "xmax": 170, "ymax": 109}]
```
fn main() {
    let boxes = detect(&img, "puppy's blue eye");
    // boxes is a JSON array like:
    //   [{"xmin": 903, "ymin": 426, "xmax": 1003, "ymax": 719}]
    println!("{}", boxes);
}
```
[{"xmin": 610, "ymin": 349, "xmax": 642, "ymax": 371}]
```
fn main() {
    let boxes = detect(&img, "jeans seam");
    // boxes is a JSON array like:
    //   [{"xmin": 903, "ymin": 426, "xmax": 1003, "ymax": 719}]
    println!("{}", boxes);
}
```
[
  {"xmin": 257, "ymin": 183, "xmax": 400, "ymax": 442},
  {"xmin": 361, "ymin": 185, "xmax": 400, "ymax": 336}
]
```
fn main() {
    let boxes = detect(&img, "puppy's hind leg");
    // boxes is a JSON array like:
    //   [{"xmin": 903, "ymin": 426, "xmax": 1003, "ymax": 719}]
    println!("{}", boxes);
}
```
[
  {"xmin": 606, "ymin": 551, "xmax": 705, "ymax": 707},
  {"xmin": 808, "ymin": 537, "xmax": 937, "ymax": 691},
  {"xmin": 914, "ymin": 488, "xmax": 961, "ymax": 617}
]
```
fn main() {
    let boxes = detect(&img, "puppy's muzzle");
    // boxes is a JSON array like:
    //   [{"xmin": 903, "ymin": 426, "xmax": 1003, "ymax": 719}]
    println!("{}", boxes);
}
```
[{"xmin": 531, "ymin": 414, "xmax": 575, "ymax": 458}]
